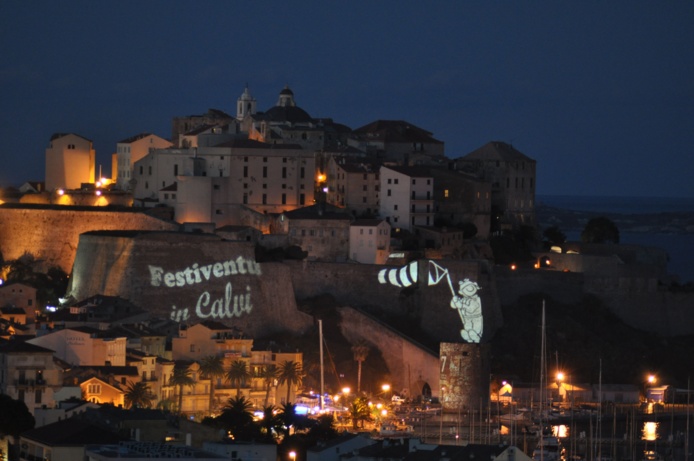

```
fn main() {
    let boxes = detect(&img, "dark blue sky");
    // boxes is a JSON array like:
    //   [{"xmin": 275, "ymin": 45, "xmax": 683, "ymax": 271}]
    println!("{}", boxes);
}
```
[{"xmin": 1, "ymin": 1, "xmax": 693, "ymax": 197}]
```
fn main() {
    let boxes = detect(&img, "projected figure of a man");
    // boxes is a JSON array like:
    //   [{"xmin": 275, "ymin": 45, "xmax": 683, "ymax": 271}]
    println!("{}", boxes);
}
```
[{"xmin": 450, "ymin": 279, "xmax": 482, "ymax": 342}]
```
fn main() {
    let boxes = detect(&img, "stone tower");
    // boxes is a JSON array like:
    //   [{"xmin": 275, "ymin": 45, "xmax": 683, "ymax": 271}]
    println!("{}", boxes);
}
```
[{"xmin": 439, "ymin": 342, "xmax": 490, "ymax": 411}]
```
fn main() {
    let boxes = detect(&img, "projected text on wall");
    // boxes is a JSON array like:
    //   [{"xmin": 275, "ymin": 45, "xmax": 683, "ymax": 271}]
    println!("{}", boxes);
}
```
[{"xmin": 148, "ymin": 256, "xmax": 262, "ymax": 322}]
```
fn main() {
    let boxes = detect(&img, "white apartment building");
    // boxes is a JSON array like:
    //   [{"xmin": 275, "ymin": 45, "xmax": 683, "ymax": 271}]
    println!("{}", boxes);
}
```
[
  {"xmin": 349, "ymin": 219, "xmax": 391, "ymax": 264},
  {"xmin": 379, "ymin": 166, "xmax": 434, "ymax": 231},
  {"xmin": 28, "ymin": 327, "xmax": 127, "ymax": 366},
  {"xmin": 115, "ymin": 133, "xmax": 172, "ymax": 191},
  {"xmin": 45, "ymin": 133, "xmax": 95, "ymax": 191}
]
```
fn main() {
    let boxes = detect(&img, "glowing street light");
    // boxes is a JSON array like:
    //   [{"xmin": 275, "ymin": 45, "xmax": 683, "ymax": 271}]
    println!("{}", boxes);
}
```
[{"xmin": 289, "ymin": 450, "xmax": 296, "ymax": 461}]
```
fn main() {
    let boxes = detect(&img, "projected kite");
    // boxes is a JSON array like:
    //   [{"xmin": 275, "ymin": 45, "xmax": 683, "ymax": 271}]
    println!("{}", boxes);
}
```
[{"xmin": 378, "ymin": 260, "xmax": 483, "ymax": 343}]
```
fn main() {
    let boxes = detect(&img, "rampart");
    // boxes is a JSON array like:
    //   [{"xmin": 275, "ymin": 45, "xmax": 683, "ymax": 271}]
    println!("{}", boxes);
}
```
[
  {"xmin": 66, "ymin": 231, "xmax": 314, "ymax": 338},
  {"xmin": 0, "ymin": 205, "xmax": 178, "ymax": 272}
]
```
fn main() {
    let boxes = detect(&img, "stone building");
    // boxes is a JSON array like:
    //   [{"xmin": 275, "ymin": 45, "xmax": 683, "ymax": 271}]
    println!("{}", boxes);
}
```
[
  {"xmin": 326, "ymin": 156, "xmax": 381, "ymax": 216},
  {"xmin": 281, "ymin": 204, "xmax": 352, "ymax": 261},
  {"xmin": 453, "ymin": 141, "xmax": 537, "ymax": 231},
  {"xmin": 132, "ymin": 139, "xmax": 316, "ymax": 226},
  {"xmin": 0, "ymin": 282, "xmax": 38, "ymax": 320},
  {"xmin": 0, "ymin": 339, "xmax": 69, "ymax": 415},
  {"xmin": 45, "ymin": 133, "xmax": 95, "ymax": 191},
  {"xmin": 426, "ymin": 166, "xmax": 492, "ymax": 239},
  {"xmin": 349, "ymin": 120, "xmax": 445, "ymax": 164},
  {"xmin": 115, "ymin": 133, "xmax": 172, "ymax": 191},
  {"xmin": 349, "ymin": 219, "xmax": 391, "ymax": 264},
  {"xmin": 379, "ymin": 165, "xmax": 435, "ymax": 231}
]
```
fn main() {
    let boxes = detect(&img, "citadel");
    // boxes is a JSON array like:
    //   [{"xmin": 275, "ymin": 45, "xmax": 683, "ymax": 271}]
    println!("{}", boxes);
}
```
[{"xmin": 0, "ymin": 84, "xmax": 692, "ymax": 433}]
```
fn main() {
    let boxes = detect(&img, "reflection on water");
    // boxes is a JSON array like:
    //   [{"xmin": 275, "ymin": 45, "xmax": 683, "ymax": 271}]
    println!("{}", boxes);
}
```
[
  {"xmin": 554, "ymin": 425, "xmax": 569, "ymax": 438},
  {"xmin": 642, "ymin": 421, "xmax": 659, "ymax": 441}
]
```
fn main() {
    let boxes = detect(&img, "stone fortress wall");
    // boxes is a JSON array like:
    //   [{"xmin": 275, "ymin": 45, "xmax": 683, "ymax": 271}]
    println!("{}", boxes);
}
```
[
  {"xmin": 0, "ymin": 205, "xmax": 694, "ymax": 341},
  {"xmin": 0, "ymin": 205, "xmax": 178, "ymax": 272}
]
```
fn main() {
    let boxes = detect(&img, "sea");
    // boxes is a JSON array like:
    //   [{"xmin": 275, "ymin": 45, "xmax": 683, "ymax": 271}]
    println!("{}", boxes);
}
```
[{"xmin": 536, "ymin": 195, "xmax": 694, "ymax": 284}]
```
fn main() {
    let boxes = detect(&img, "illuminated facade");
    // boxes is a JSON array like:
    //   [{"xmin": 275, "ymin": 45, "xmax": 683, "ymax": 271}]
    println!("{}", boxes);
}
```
[
  {"xmin": 132, "ymin": 140, "xmax": 316, "ymax": 226},
  {"xmin": 115, "ymin": 133, "xmax": 172, "ymax": 191},
  {"xmin": 45, "ymin": 133, "xmax": 95, "ymax": 191},
  {"xmin": 379, "ymin": 166, "xmax": 434, "ymax": 231},
  {"xmin": 80, "ymin": 376, "xmax": 125, "ymax": 406}
]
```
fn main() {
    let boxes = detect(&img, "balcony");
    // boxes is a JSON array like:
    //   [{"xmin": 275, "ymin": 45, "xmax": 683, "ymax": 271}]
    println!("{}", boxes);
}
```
[{"xmin": 14, "ymin": 378, "xmax": 46, "ymax": 388}]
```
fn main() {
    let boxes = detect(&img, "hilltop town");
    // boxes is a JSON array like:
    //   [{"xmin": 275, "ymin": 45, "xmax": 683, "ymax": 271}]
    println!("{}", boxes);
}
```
[{"xmin": 1, "ymin": 86, "xmax": 693, "ymax": 461}]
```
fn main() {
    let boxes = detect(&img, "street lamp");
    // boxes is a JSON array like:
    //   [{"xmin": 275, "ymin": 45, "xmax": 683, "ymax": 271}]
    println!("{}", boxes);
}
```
[
  {"xmin": 556, "ymin": 372, "xmax": 565, "ymax": 403},
  {"xmin": 289, "ymin": 450, "xmax": 296, "ymax": 461},
  {"xmin": 382, "ymin": 384, "xmax": 391, "ymax": 402}
]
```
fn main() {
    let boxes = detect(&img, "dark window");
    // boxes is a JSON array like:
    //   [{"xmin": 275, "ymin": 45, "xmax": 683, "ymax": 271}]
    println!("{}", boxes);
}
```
[
  {"xmin": 282, "ymin": 194, "xmax": 286, "ymax": 204},
  {"xmin": 262, "ymin": 194, "xmax": 267, "ymax": 204},
  {"xmin": 300, "ymin": 167, "xmax": 305, "ymax": 179},
  {"xmin": 174, "ymin": 164, "xmax": 178, "ymax": 175},
  {"xmin": 243, "ymin": 193, "xmax": 248, "ymax": 204},
  {"xmin": 300, "ymin": 194, "xmax": 305, "ymax": 205},
  {"xmin": 282, "ymin": 167, "xmax": 287, "ymax": 178},
  {"xmin": 263, "ymin": 166, "xmax": 267, "ymax": 178},
  {"xmin": 243, "ymin": 166, "xmax": 248, "ymax": 178}
]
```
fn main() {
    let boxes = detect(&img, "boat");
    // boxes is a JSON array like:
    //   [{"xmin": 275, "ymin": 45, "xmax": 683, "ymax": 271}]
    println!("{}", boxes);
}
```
[
  {"xmin": 532, "ymin": 303, "xmax": 567, "ymax": 461},
  {"xmin": 532, "ymin": 434, "xmax": 567, "ymax": 461},
  {"xmin": 379, "ymin": 422, "xmax": 415, "ymax": 437},
  {"xmin": 640, "ymin": 450, "xmax": 663, "ymax": 461}
]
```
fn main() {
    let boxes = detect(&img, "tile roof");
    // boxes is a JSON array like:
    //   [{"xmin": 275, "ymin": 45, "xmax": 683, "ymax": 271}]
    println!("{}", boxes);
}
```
[
  {"xmin": 461, "ymin": 141, "xmax": 535, "ymax": 163},
  {"xmin": 117, "ymin": 132, "xmax": 154, "ymax": 144},
  {"xmin": 20, "ymin": 418, "xmax": 123, "ymax": 446}
]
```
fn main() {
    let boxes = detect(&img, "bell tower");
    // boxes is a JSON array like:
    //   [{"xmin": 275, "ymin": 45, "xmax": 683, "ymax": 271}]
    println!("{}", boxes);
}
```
[{"xmin": 236, "ymin": 85, "xmax": 256, "ymax": 120}]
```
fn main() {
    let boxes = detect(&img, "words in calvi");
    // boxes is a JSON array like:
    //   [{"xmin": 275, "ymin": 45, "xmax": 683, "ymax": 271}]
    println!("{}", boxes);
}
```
[{"xmin": 148, "ymin": 257, "xmax": 261, "ymax": 322}]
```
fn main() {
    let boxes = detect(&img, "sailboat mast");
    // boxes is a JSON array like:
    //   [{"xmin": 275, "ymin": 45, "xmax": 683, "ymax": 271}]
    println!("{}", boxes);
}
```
[{"xmin": 319, "ymin": 319, "xmax": 324, "ymax": 410}]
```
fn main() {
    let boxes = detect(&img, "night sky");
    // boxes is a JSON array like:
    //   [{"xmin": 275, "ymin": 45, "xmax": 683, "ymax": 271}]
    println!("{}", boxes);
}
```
[{"xmin": 1, "ymin": 1, "xmax": 693, "ymax": 198}]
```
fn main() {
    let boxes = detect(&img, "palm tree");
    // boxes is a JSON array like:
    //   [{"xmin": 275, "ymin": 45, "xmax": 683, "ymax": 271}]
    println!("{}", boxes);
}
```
[
  {"xmin": 170, "ymin": 364, "xmax": 195, "ymax": 415},
  {"xmin": 218, "ymin": 395, "xmax": 255, "ymax": 440},
  {"xmin": 199, "ymin": 355, "xmax": 225, "ymax": 414},
  {"xmin": 347, "ymin": 396, "xmax": 373, "ymax": 430},
  {"xmin": 226, "ymin": 360, "xmax": 250, "ymax": 397},
  {"xmin": 351, "ymin": 343, "xmax": 370, "ymax": 393},
  {"xmin": 258, "ymin": 364, "xmax": 279, "ymax": 407},
  {"xmin": 278, "ymin": 360, "xmax": 304, "ymax": 404},
  {"xmin": 258, "ymin": 405, "xmax": 282, "ymax": 441},
  {"xmin": 124, "ymin": 381, "xmax": 154, "ymax": 409},
  {"xmin": 277, "ymin": 402, "xmax": 298, "ymax": 437}
]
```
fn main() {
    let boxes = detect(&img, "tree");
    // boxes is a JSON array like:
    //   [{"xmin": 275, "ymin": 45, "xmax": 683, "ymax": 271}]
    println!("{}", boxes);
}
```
[
  {"xmin": 0, "ymin": 394, "xmax": 35, "ymax": 438},
  {"xmin": 226, "ymin": 360, "xmax": 250, "ymax": 397},
  {"xmin": 170, "ymin": 364, "xmax": 195, "ymax": 415},
  {"xmin": 346, "ymin": 396, "xmax": 372, "ymax": 430},
  {"xmin": 257, "ymin": 405, "xmax": 282, "ymax": 441},
  {"xmin": 278, "ymin": 360, "xmax": 304, "ymax": 404},
  {"xmin": 543, "ymin": 225, "xmax": 566, "ymax": 245},
  {"xmin": 258, "ymin": 364, "xmax": 279, "ymax": 407},
  {"xmin": 581, "ymin": 216, "xmax": 620, "ymax": 244},
  {"xmin": 351, "ymin": 343, "xmax": 370, "ymax": 393},
  {"xmin": 199, "ymin": 355, "xmax": 226, "ymax": 414},
  {"xmin": 217, "ymin": 395, "xmax": 257, "ymax": 440},
  {"xmin": 277, "ymin": 402, "xmax": 298, "ymax": 437},
  {"xmin": 307, "ymin": 413, "xmax": 338, "ymax": 442},
  {"xmin": 124, "ymin": 381, "xmax": 154, "ymax": 409}
]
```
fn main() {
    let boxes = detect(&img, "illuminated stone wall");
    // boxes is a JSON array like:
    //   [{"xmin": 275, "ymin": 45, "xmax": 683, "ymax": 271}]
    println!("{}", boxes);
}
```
[
  {"xmin": 338, "ymin": 306, "xmax": 440, "ymax": 398},
  {"xmin": 67, "ymin": 231, "xmax": 314, "ymax": 338},
  {"xmin": 288, "ymin": 259, "xmax": 504, "ymax": 344},
  {"xmin": 0, "ymin": 206, "xmax": 178, "ymax": 272},
  {"xmin": 439, "ymin": 342, "xmax": 490, "ymax": 411}
]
